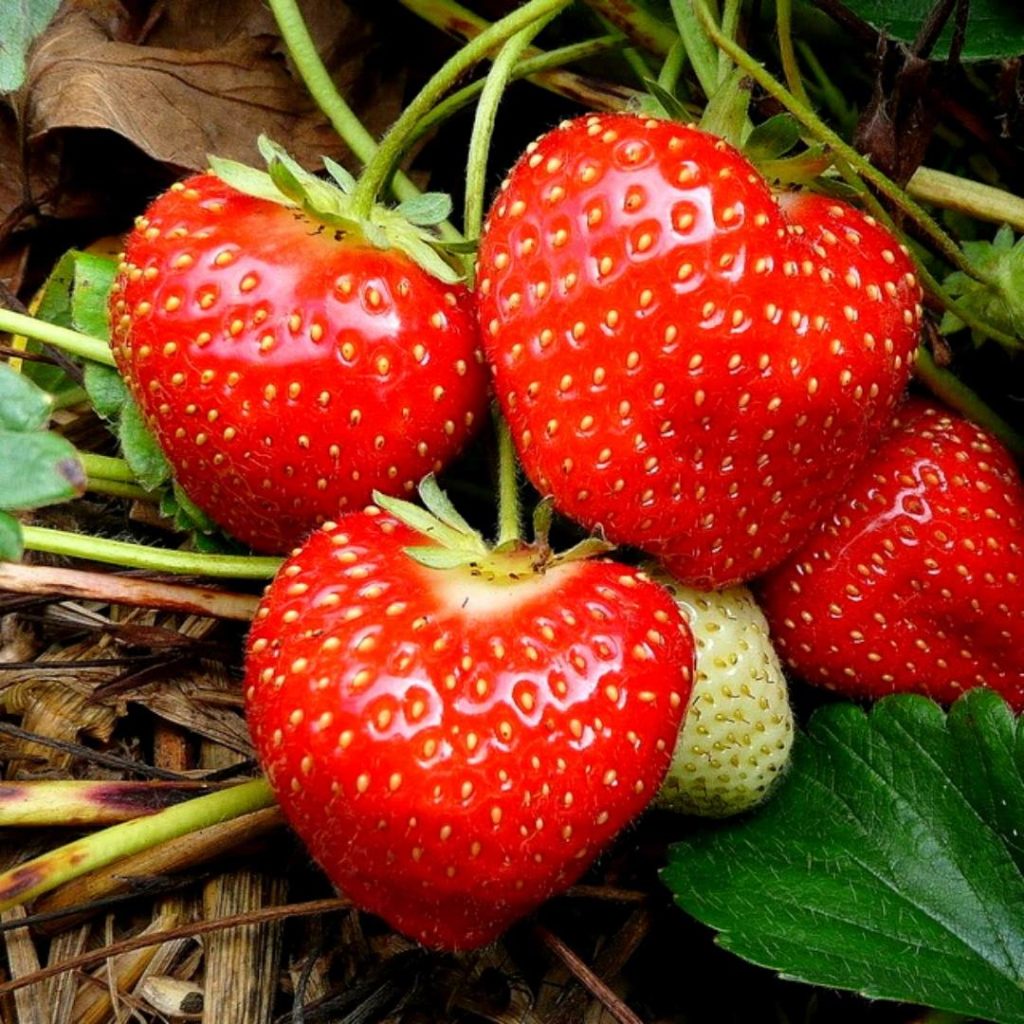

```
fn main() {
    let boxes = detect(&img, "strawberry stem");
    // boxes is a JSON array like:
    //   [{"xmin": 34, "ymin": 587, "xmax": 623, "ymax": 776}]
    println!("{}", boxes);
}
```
[
  {"xmin": 463, "ymin": 8, "xmax": 564, "ymax": 248},
  {"xmin": 495, "ymin": 413, "xmax": 522, "ymax": 547},
  {"xmin": 84, "ymin": 477, "xmax": 152, "ymax": 501},
  {"xmin": 20, "ymin": 525, "xmax": 281, "ymax": 579},
  {"xmin": 690, "ymin": 0, "xmax": 988, "ymax": 285},
  {"xmin": 0, "ymin": 779, "xmax": 275, "ymax": 913},
  {"xmin": 907, "ymin": 167, "xmax": 1024, "ymax": 233},
  {"xmin": 399, "ymin": 0, "xmax": 642, "ymax": 111},
  {"xmin": 656, "ymin": 39, "xmax": 688, "ymax": 95},
  {"xmin": 349, "ymin": 0, "xmax": 575, "ymax": 221},
  {"xmin": 407, "ymin": 34, "xmax": 630, "ymax": 156},
  {"xmin": 775, "ymin": 0, "xmax": 810, "ymax": 107},
  {"xmin": 913, "ymin": 346, "xmax": 1024, "ymax": 460},
  {"xmin": 78, "ymin": 453, "xmax": 136, "ymax": 483},
  {"xmin": 0, "ymin": 308, "xmax": 114, "ymax": 367}
]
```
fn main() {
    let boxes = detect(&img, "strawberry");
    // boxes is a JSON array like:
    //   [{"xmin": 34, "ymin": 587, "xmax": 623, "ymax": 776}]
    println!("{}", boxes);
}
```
[
  {"xmin": 475, "ymin": 113, "xmax": 922, "ymax": 588},
  {"xmin": 650, "ymin": 573, "xmax": 793, "ymax": 818},
  {"xmin": 243, "ymin": 485, "xmax": 694, "ymax": 950},
  {"xmin": 758, "ymin": 399, "xmax": 1024, "ymax": 709},
  {"xmin": 110, "ymin": 151, "xmax": 487, "ymax": 553}
]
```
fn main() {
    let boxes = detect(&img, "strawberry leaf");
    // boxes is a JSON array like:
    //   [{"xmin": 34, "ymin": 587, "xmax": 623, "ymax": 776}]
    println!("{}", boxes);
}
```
[
  {"xmin": 0, "ymin": 362, "xmax": 53, "ymax": 432},
  {"xmin": 663, "ymin": 690, "xmax": 1024, "ymax": 1023},
  {"xmin": 0, "ymin": 511, "xmax": 23, "ymax": 560},
  {"xmin": 70, "ymin": 251, "xmax": 117, "ymax": 340},
  {"xmin": 0, "ymin": 431, "xmax": 85, "ymax": 508}
]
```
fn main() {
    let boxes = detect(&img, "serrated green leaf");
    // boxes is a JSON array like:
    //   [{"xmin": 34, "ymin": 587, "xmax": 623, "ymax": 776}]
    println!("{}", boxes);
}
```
[
  {"xmin": 0, "ymin": 511, "xmax": 23, "ymax": 559},
  {"xmin": 171, "ymin": 481, "xmax": 217, "ymax": 533},
  {"xmin": 745, "ymin": 114, "xmax": 802, "ymax": 162},
  {"xmin": 0, "ymin": 431, "xmax": 85, "ymax": 508},
  {"xmin": 663, "ymin": 691, "xmax": 1024, "ymax": 1023},
  {"xmin": 395, "ymin": 193, "xmax": 453, "ymax": 227},
  {"xmin": 0, "ymin": 363, "xmax": 53, "ymax": 431},
  {"xmin": 83, "ymin": 363, "xmax": 129, "ymax": 420},
  {"xmin": 118, "ymin": 400, "xmax": 170, "ymax": 490},
  {"xmin": 0, "ymin": 0, "xmax": 62, "ymax": 92},
  {"xmin": 842, "ymin": 0, "xmax": 1024, "ymax": 60},
  {"xmin": 71, "ymin": 252, "xmax": 118, "ymax": 340}
]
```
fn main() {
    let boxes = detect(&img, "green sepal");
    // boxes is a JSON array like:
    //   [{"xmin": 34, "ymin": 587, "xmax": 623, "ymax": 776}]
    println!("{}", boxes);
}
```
[
  {"xmin": 433, "ymin": 238, "xmax": 480, "ymax": 255},
  {"xmin": 757, "ymin": 146, "xmax": 834, "ymax": 187},
  {"xmin": 548, "ymin": 535, "xmax": 616, "ymax": 565},
  {"xmin": 417, "ymin": 475, "xmax": 482, "ymax": 541},
  {"xmin": 402, "ymin": 545, "xmax": 488, "ymax": 570},
  {"xmin": 118, "ymin": 399, "xmax": 171, "ymax": 491},
  {"xmin": 322, "ymin": 157, "xmax": 357, "ymax": 193},
  {"xmin": 83, "ymin": 363, "xmax": 129, "ymax": 420},
  {"xmin": 643, "ymin": 79, "xmax": 691, "ymax": 123},
  {"xmin": 71, "ymin": 252, "xmax": 118, "ymax": 340},
  {"xmin": 372, "ymin": 489, "xmax": 487, "ymax": 554},
  {"xmin": 206, "ymin": 155, "xmax": 286, "ymax": 205},
  {"xmin": 0, "ymin": 431, "xmax": 85, "ymax": 509},
  {"xmin": 0, "ymin": 511, "xmax": 23, "ymax": 560},
  {"xmin": 531, "ymin": 497, "xmax": 554, "ymax": 549},
  {"xmin": 699, "ymin": 66, "xmax": 751, "ymax": 148},
  {"xmin": 0, "ymin": 363, "xmax": 53, "ymax": 432},
  {"xmin": 745, "ymin": 113, "xmax": 802, "ymax": 162},
  {"xmin": 395, "ymin": 193, "xmax": 453, "ymax": 228}
]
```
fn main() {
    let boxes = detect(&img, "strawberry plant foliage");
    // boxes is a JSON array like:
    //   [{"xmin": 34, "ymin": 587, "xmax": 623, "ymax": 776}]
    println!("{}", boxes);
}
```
[{"xmin": 663, "ymin": 690, "xmax": 1024, "ymax": 1023}]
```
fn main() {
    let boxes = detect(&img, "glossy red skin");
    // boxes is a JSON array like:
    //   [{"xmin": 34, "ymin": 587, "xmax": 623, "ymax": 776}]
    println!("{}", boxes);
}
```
[
  {"xmin": 758, "ymin": 400, "xmax": 1024, "ymax": 708},
  {"xmin": 244, "ymin": 509, "xmax": 694, "ymax": 950},
  {"xmin": 476, "ymin": 114, "xmax": 922, "ymax": 588},
  {"xmin": 110, "ymin": 175, "xmax": 487, "ymax": 553}
]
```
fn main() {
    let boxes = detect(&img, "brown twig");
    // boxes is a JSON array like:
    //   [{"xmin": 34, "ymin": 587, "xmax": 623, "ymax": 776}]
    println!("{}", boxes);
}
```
[
  {"xmin": 0, "ymin": 561, "xmax": 259, "ymax": 621},
  {"xmin": 0, "ymin": 897, "xmax": 352, "ymax": 996},
  {"xmin": 535, "ymin": 926, "xmax": 644, "ymax": 1024}
]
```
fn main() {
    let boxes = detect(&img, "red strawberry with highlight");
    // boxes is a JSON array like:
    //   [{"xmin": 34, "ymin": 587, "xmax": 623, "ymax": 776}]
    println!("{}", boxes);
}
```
[
  {"xmin": 243, "ymin": 485, "xmax": 694, "ymax": 949},
  {"xmin": 758, "ymin": 399, "xmax": 1024, "ymax": 709},
  {"xmin": 110, "ymin": 146, "xmax": 486, "ymax": 553},
  {"xmin": 476, "ymin": 113, "xmax": 922, "ymax": 588}
]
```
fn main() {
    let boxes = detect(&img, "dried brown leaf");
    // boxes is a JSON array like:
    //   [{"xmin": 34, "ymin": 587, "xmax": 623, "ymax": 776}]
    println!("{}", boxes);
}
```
[{"xmin": 23, "ymin": 4, "xmax": 366, "ymax": 173}]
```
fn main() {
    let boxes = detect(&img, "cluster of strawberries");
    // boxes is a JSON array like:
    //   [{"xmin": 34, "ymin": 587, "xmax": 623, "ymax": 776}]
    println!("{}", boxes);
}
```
[{"xmin": 108, "ymin": 113, "xmax": 1024, "ymax": 950}]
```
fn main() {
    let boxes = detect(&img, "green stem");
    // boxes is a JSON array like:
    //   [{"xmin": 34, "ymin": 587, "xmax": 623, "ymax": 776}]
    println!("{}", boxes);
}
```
[
  {"xmin": 580, "ymin": 0, "xmax": 676, "ymax": 56},
  {"xmin": 350, "ymin": 0, "xmax": 574, "ymax": 220},
  {"xmin": 0, "ymin": 309, "xmax": 114, "ymax": 366},
  {"xmin": 717, "ymin": 0, "xmax": 743, "ymax": 84},
  {"xmin": 51, "ymin": 386, "xmax": 88, "ymax": 410},
  {"xmin": 775, "ymin": 0, "xmax": 810, "ymax": 106},
  {"xmin": 495, "ymin": 413, "xmax": 522, "ymax": 547},
  {"xmin": 657, "ymin": 38, "xmax": 689, "ymax": 93},
  {"xmin": 670, "ymin": 0, "xmax": 719, "ymax": 99},
  {"xmin": 463, "ymin": 9, "xmax": 563, "ymax": 247},
  {"xmin": 408, "ymin": 35, "xmax": 629, "ymax": 153},
  {"xmin": 907, "ymin": 166, "xmax": 1024, "ymax": 233},
  {"xmin": 0, "ymin": 779, "xmax": 275, "ymax": 912},
  {"xmin": 79, "ymin": 452, "xmax": 136, "ymax": 482},
  {"xmin": 21, "ymin": 525, "xmax": 281, "ymax": 579},
  {"xmin": 85, "ymin": 477, "xmax": 153, "ymax": 501},
  {"xmin": 914, "ymin": 346, "xmax": 1024, "ymax": 459},
  {"xmin": 691, "ymin": 1, "xmax": 986, "ymax": 283},
  {"xmin": 398, "ymin": 0, "xmax": 643, "ymax": 111}
]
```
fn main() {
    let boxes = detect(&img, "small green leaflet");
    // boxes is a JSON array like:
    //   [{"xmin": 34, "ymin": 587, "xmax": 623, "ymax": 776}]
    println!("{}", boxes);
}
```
[
  {"xmin": 0, "ymin": 431, "xmax": 84, "ymax": 509},
  {"xmin": 71, "ymin": 252, "xmax": 118, "ymax": 339},
  {"xmin": 841, "ymin": 0, "xmax": 1024, "ymax": 61},
  {"xmin": 0, "ymin": 362, "xmax": 53, "ymax": 432},
  {"xmin": 0, "ymin": 512, "xmax": 23, "ymax": 560},
  {"xmin": 0, "ymin": 0, "xmax": 61, "ymax": 92},
  {"xmin": 663, "ymin": 691, "xmax": 1024, "ymax": 1023}
]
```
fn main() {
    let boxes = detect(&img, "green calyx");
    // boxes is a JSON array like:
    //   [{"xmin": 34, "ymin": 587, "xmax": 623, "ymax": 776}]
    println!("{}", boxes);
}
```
[
  {"xmin": 372, "ymin": 478, "xmax": 614, "ymax": 581},
  {"xmin": 208, "ymin": 136, "xmax": 463, "ymax": 284}
]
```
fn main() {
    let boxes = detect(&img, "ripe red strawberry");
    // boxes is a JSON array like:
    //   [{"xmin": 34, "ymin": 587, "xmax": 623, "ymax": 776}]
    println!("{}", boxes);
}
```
[
  {"xmin": 110, "ymin": 171, "xmax": 486, "ymax": 553},
  {"xmin": 243, "ymin": 494, "xmax": 694, "ymax": 949},
  {"xmin": 758, "ymin": 399, "xmax": 1024, "ymax": 709},
  {"xmin": 476, "ymin": 113, "xmax": 922, "ymax": 588}
]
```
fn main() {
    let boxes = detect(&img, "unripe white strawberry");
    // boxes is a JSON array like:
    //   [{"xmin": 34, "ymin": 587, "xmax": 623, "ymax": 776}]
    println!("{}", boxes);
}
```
[{"xmin": 652, "ymin": 574, "xmax": 794, "ymax": 817}]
